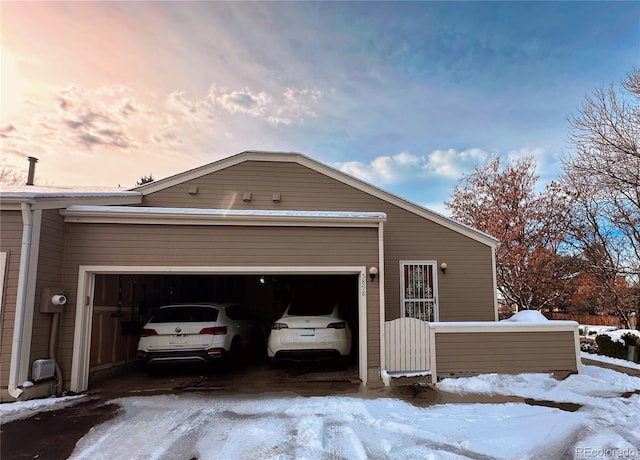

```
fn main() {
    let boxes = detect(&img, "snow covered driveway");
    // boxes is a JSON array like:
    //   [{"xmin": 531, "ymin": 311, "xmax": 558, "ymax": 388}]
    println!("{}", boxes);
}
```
[
  {"xmin": 62, "ymin": 365, "xmax": 640, "ymax": 460},
  {"xmin": 69, "ymin": 394, "xmax": 585, "ymax": 459},
  {"xmin": 0, "ymin": 363, "xmax": 632, "ymax": 459}
]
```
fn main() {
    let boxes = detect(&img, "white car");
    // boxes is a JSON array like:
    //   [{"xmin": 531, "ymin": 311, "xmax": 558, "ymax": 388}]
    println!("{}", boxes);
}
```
[
  {"xmin": 267, "ymin": 302, "xmax": 352, "ymax": 361},
  {"xmin": 136, "ymin": 303, "xmax": 254, "ymax": 367}
]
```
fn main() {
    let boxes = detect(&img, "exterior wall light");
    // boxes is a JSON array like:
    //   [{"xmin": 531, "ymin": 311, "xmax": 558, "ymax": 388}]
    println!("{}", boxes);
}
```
[
  {"xmin": 440, "ymin": 262, "xmax": 447, "ymax": 274},
  {"xmin": 369, "ymin": 266, "xmax": 378, "ymax": 282}
]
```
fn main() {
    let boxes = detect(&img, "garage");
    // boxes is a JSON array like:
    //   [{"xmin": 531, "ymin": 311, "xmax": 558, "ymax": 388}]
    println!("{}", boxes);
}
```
[
  {"xmin": 62, "ymin": 200, "xmax": 384, "ymax": 393},
  {"xmin": 87, "ymin": 272, "xmax": 361, "ymax": 383},
  {"xmin": 2, "ymin": 151, "xmax": 501, "ymax": 401}
]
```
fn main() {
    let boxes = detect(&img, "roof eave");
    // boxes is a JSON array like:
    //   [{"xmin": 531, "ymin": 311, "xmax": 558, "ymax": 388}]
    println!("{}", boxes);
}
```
[
  {"xmin": 60, "ymin": 206, "xmax": 387, "ymax": 228},
  {"xmin": 1, "ymin": 194, "xmax": 142, "ymax": 210}
]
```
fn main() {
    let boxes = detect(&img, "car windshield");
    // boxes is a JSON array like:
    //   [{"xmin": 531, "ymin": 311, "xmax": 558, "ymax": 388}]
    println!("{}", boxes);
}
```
[
  {"xmin": 287, "ymin": 298, "xmax": 336, "ymax": 316},
  {"xmin": 149, "ymin": 306, "xmax": 219, "ymax": 323}
]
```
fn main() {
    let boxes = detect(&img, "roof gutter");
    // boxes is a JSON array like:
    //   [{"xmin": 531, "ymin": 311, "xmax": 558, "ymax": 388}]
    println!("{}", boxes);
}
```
[{"xmin": 8, "ymin": 202, "xmax": 33, "ymax": 398}]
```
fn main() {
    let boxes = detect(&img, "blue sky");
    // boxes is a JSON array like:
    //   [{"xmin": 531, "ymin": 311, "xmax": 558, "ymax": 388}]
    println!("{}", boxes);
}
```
[{"xmin": 1, "ymin": 2, "xmax": 638, "ymax": 213}]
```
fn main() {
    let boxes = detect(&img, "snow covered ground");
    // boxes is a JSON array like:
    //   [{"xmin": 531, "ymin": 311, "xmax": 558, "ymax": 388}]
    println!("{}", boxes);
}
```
[
  {"xmin": 0, "ymin": 394, "xmax": 86, "ymax": 424},
  {"xmin": 581, "ymin": 351, "xmax": 640, "ymax": 371},
  {"xmin": 2, "ymin": 364, "xmax": 638, "ymax": 459}
]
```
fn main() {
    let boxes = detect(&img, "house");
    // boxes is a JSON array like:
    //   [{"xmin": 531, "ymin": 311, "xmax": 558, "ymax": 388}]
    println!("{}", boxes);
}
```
[{"xmin": 0, "ymin": 151, "xmax": 580, "ymax": 401}]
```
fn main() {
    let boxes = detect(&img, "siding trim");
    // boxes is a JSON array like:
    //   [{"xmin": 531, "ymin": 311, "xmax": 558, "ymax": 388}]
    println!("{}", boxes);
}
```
[
  {"xmin": 573, "ymin": 328, "xmax": 583, "ymax": 373},
  {"xmin": 0, "ymin": 252, "xmax": 6, "ymax": 315},
  {"xmin": 70, "ymin": 265, "xmax": 369, "ymax": 393},
  {"xmin": 378, "ymin": 222, "xmax": 386, "ymax": 374},
  {"xmin": 491, "ymin": 246, "xmax": 499, "ymax": 321},
  {"xmin": 19, "ymin": 209, "xmax": 43, "ymax": 381}
]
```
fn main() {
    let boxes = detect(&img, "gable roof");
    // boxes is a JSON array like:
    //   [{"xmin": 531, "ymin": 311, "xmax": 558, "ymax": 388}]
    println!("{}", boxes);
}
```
[{"xmin": 133, "ymin": 151, "xmax": 499, "ymax": 248}]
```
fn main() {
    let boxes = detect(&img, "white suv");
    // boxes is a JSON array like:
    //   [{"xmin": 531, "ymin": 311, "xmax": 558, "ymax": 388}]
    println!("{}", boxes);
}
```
[
  {"xmin": 136, "ymin": 303, "xmax": 254, "ymax": 367},
  {"xmin": 267, "ymin": 302, "xmax": 352, "ymax": 361}
]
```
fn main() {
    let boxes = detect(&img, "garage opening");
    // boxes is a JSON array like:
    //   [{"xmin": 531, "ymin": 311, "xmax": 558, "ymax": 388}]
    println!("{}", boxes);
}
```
[{"xmin": 88, "ymin": 272, "xmax": 361, "ymax": 386}]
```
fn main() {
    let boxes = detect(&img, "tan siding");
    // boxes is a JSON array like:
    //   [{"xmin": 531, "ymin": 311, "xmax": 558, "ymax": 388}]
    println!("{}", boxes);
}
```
[
  {"xmin": 141, "ymin": 161, "xmax": 496, "ymax": 323},
  {"xmin": 60, "ymin": 224, "xmax": 380, "ymax": 384},
  {"xmin": 435, "ymin": 331, "xmax": 578, "ymax": 374},
  {"xmin": 29, "ymin": 210, "xmax": 66, "ymax": 371},
  {"xmin": 0, "ymin": 211, "xmax": 23, "ymax": 387}
]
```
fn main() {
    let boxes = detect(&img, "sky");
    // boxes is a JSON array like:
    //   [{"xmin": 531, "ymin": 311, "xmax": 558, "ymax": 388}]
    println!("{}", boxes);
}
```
[{"xmin": 1, "ymin": 2, "xmax": 638, "ymax": 214}]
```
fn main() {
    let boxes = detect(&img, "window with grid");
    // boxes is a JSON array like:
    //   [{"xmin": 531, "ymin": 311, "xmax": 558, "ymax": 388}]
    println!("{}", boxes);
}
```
[{"xmin": 400, "ymin": 261, "xmax": 438, "ymax": 321}]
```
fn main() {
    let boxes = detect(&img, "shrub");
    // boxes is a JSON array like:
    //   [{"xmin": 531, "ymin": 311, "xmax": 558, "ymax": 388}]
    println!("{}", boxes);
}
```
[
  {"xmin": 595, "ymin": 334, "xmax": 627, "ymax": 359},
  {"xmin": 621, "ymin": 332, "xmax": 640, "ymax": 347},
  {"xmin": 580, "ymin": 338, "xmax": 598, "ymax": 354}
]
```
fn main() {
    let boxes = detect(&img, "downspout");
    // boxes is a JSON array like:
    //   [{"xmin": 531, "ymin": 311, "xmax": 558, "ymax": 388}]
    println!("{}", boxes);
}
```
[
  {"xmin": 8, "ymin": 202, "xmax": 33, "ymax": 398},
  {"xmin": 378, "ymin": 221, "xmax": 386, "ymax": 382},
  {"xmin": 49, "ymin": 312, "xmax": 63, "ymax": 393}
]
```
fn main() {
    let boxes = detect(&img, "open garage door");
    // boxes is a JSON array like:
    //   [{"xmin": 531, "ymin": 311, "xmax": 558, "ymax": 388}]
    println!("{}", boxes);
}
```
[{"xmin": 71, "ymin": 266, "xmax": 368, "ymax": 392}]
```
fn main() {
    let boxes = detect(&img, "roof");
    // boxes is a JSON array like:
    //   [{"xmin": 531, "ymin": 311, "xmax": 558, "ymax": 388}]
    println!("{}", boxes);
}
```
[
  {"xmin": 61, "ymin": 205, "xmax": 386, "ymax": 227},
  {"xmin": 132, "ymin": 151, "xmax": 499, "ymax": 248},
  {"xmin": 0, "ymin": 185, "xmax": 141, "ymax": 210},
  {"xmin": 0, "ymin": 151, "xmax": 498, "ymax": 247},
  {"xmin": 0, "ymin": 185, "xmax": 140, "ymax": 199}
]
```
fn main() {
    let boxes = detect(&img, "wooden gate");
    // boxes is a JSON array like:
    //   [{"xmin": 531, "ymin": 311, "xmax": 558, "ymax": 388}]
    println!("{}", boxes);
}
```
[{"xmin": 384, "ymin": 317, "xmax": 430, "ymax": 372}]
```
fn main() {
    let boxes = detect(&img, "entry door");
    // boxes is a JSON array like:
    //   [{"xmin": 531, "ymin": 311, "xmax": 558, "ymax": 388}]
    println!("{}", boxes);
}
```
[{"xmin": 400, "ymin": 261, "xmax": 438, "ymax": 321}]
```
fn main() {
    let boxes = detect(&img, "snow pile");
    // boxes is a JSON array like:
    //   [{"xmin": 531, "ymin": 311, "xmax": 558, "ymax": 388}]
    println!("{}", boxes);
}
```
[
  {"xmin": 500, "ymin": 310, "xmax": 548, "ymax": 323},
  {"xmin": 439, "ymin": 365, "xmax": 640, "ymax": 456},
  {"xmin": 0, "ymin": 395, "xmax": 85, "ymax": 424}
]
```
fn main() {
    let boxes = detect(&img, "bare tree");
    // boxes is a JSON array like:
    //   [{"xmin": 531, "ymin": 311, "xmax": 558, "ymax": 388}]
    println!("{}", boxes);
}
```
[
  {"xmin": 136, "ymin": 174, "xmax": 155, "ymax": 186},
  {"xmin": 563, "ymin": 68, "xmax": 640, "ymax": 327},
  {"xmin": 446, "ymin": 157, "xmax": 572, "ymax": 311},
  {"xmin": 0, "ymin": 164, "xmax": 26, "ymax": 185}
]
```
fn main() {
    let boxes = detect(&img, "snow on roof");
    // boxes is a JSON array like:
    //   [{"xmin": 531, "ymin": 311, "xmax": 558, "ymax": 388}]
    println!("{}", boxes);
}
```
[
  {"xmin": 63, "ymin": 205, "xmax": 387, "ymax": 219},
  {"xmin": 0, "ymin": 185, "xmax": 140, "ymax": 199}
]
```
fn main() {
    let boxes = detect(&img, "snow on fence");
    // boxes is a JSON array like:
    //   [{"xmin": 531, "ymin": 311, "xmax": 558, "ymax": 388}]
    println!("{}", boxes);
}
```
[{"xmin": 383, "ymin": 318, "xmax": 581, "ymax": 384}]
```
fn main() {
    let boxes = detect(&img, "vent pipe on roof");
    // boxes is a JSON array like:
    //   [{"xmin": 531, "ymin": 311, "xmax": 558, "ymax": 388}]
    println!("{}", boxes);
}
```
[{"xmin": 26, "ymin": 156, "xmax": 38, "ymax": 186}]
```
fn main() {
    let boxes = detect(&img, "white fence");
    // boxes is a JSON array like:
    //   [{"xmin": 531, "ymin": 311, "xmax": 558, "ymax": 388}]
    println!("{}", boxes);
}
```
[
  {"xmin": 384, "ymin": 317, "xmax": 431, "ymax": 372},
  {"xmin": 383, "ymin": 317, "xmax": 581, "ymax": 385}
]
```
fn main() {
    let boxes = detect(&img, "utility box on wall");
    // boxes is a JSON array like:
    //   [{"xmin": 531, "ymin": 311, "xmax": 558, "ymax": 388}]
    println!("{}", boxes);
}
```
[
  {"xmin": 32, "ymin": 359, "xmax": 56, "ymax": 381},
  {"xmin": 40, "ymin": 287, "xmax": 66, "ymax": 313}
]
